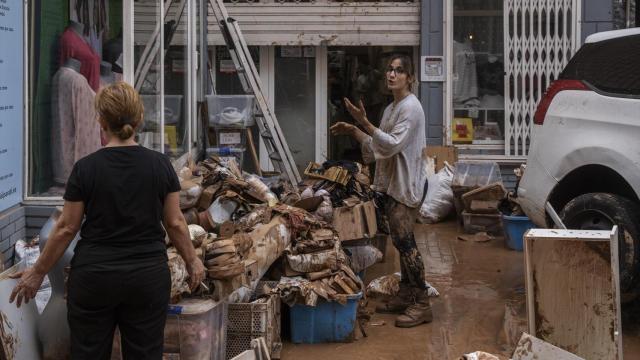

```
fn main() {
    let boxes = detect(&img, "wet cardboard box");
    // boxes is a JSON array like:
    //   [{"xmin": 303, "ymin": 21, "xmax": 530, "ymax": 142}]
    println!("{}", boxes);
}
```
[{"xmin": 332, "ymin": 200, "xmax": 377, "ymax": 242}]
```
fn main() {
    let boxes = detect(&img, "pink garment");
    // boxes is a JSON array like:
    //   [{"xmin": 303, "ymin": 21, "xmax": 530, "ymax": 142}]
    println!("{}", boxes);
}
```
[
  {"xmin": 59, "ymin": 28, "xmax": 101, "ymax": 91},
  {"xmin": 51, "ymin": 67, "xmax": 102, "ymax": 184}
]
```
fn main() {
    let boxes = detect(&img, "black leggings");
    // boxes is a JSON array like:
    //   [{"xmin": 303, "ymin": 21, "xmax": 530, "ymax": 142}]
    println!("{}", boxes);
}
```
[{"xmin": 67, "ymin": 264, "xmax": 171, "ymax": 360}]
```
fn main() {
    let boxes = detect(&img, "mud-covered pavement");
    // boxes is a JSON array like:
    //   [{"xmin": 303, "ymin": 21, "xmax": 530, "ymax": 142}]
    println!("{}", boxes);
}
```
[{"xmin": 281, "ymin": 221, "xmax": 640, "ymax": 360}]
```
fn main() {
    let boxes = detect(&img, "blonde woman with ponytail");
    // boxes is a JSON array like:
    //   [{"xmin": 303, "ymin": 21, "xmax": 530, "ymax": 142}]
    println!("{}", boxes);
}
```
[{"xmin": 10, "ymin": 82, "xmax": 205, "ymax": 359}]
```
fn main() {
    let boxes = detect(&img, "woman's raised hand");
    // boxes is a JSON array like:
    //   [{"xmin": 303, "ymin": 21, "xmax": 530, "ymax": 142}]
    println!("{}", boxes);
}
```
[{"xmin": 344, "ymin": 98, "xmax": 368, "ymax": 127}]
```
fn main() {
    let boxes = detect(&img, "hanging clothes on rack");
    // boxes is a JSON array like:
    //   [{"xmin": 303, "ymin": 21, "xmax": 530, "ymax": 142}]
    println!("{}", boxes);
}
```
[
  {"xmin": 70, "ymin": 0, "xmax": 109, "ymax": 55},
  {"xmin": 59, "ymin": 26, "xmax": 101, "ymax": 91},
  {"xmin": 453, "ymin": 40, "xmax": 479, "ymax": 107}
]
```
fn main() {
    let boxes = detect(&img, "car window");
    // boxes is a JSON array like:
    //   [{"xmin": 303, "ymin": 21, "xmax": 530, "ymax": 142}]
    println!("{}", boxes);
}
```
[{"xmin": 560, "ymin": 34, "xmax": 640, "ymax": 96}]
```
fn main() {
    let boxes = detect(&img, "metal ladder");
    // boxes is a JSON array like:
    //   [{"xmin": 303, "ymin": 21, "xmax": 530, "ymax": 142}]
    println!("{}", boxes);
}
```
[
  {"xmin": 134, "ymin": 0, "xmax": 187, "ymax": 92},
  {"xmin": 208, "ymin": 0, "xmax": 302, "ymax": 186}
]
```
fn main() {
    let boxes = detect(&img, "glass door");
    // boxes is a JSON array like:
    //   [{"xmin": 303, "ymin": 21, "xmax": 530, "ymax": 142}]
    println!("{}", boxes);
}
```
[{"xmin": 274, "ymin": 46, "xmax": 317, "ymax": 174}]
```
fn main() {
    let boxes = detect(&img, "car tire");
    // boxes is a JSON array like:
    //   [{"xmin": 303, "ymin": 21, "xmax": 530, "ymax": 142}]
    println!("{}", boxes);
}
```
[{"xmin": 560, "ymin": 193, "xmax": 640, "ymax": 297}]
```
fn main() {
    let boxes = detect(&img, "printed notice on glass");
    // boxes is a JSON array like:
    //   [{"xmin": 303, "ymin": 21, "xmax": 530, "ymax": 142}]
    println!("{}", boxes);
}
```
[
  {"xmin": 220, "ymin": 132, "xmax": 242, "ymax": 145},
  {"xmin": 421, "ymin": 56, "xmax": 445, "ymax": 82},
  {"xmin": 0, "ymin": 0, "xmax": 24, "ymax": 211}
]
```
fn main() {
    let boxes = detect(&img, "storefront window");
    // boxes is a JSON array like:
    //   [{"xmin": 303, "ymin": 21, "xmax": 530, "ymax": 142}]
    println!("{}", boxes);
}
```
[
  {"xmin": 451, "ymin": 0, "xmax": 505, "ymax": 146},
  {"xmin": 130, "ymin": 0, "xmax": 195, "ymax": 158},
  {"xmin": 162, "ymin": 3, "xmax": 191, "ymax": 158},
  {"xmin": 29, "ymin": 0, "xmax": 124, "ymax": 196},
  {"xmin": 135, "ymin": 1, "xmax": 165, "ymax": 155},
  {"xmin": 327, "ymin": 46, "xmax": 413, "ymax": 161}
]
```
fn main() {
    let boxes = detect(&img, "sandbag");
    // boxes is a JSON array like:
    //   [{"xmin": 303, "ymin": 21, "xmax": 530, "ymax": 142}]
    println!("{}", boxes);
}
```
[
  {"xmin": 344, "ymin": 245, "xmax": 382, "ymax": 273},
  {"xmin": 314, "ymin": 189, "xmax": 333, "ymax": 222},
  {"xmin": 419, "ymin": 163, "xmax": 454, "ymax": 223},
  {"xmin": 179, "ymin": 176, "xmax": 204, "ymax": 210},
  {"xmin": 286, "ymin": 243, "xmax": 346, "ymax": 273}
]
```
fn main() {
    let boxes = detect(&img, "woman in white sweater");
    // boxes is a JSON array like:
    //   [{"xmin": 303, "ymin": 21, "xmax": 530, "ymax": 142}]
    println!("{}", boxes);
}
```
[{"xmin": 331, "ymin": 54, "xmax": 430, "ymax": 328}]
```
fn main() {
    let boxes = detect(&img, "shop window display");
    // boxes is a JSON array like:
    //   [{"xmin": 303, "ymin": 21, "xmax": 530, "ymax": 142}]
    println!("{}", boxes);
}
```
[
  {"xmin": 134, "ymin": 1, "xmax": 191, "ymax": 160},
  {"xmin": 327, "ymin": 46, "xmax": 413, "ymax": 162},
  {"xmin": 452, "ymin": 0, "xmax": 505, "ymax": 145},
  {"xmin": 29, "ymin": 0, "xmax": 124, "ymax": 196}
]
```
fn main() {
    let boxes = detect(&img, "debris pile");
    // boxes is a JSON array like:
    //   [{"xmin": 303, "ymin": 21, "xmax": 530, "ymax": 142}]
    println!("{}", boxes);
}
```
[
  {"xmin": 300, "ymin": 161, "xmax": 375, "ymax": 222},
  {"xmin": 498, "ymin": 164, "xmax": 526, "ymax": 217},
  {"xmin": 164, "ymin": 157, "xmax": 381, "ymax": 308},
  {"xmin": 271, "ymin": 203, "xmax": 365, "ymax": 306}
]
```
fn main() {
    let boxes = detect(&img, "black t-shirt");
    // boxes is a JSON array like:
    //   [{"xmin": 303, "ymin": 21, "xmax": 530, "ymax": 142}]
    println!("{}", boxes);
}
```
[{"xmin": 64, "ymin": 146, "xmax": 180, "ymax": 270}]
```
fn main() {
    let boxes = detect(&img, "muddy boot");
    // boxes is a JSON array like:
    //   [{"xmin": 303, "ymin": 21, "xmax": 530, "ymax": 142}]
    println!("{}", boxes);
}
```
[
  {"xmin": 395, "ymin": 289, "xmax": 433, "ymax": 328},
  {"xmin": 376, "ymin": 285, "xmax": 413, "ymax": 314}
]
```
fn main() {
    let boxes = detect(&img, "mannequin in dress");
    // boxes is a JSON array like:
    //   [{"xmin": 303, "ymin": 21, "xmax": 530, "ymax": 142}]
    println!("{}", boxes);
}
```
[{"xmin": 51, "ymin": 56, "xmax": 101, "ymax": 185}]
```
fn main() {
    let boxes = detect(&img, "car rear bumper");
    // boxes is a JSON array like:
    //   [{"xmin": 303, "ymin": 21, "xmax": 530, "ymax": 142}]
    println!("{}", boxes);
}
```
[{"xmin": 517, "ymin": 156, "xmax": 557, "ymax": 228}]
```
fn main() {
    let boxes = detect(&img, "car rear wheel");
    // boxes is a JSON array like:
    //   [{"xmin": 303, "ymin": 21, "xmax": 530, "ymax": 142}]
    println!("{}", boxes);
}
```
[{"xmin": 560, "ymin": 193, "xmax": 640, "ymax": 298}]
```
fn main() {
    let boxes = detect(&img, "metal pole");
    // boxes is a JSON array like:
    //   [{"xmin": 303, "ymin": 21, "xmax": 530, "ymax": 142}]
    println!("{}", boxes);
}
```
[
  {"xmin": 199, "ymin": 0, "xmax": 208, "ymax": 101},
  {"xmin": 198, "ymin": 0, "xmax": 209, "ymax": 159},
  {"xmin": 545, "ymin": 202, "xmax": 567, "ymax": 230}
]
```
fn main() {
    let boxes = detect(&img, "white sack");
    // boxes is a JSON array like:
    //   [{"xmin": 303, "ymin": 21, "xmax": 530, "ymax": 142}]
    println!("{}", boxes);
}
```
[{"xmin": 418, "ymin": 163, "xmax": 454, "ymax": 224}]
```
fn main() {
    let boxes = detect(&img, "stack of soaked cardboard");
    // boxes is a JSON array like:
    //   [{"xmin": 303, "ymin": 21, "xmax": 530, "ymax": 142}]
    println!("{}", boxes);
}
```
[
  {"xmin": 448, "ymin": 160, "xmax": 505, "ymax": 235},
  {"xmin": 460, "ymin": 182, "xmax": 506, "ymax": 235},
  {"xmin": 332, "ymin": 197, "xmax": 377, "ymax": 242}
]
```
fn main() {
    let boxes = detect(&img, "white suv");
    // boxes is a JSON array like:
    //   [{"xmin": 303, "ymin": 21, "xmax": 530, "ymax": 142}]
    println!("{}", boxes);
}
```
[{"xmin": 517, "ymin": 28, "xmax": 640, "ymax": 299}]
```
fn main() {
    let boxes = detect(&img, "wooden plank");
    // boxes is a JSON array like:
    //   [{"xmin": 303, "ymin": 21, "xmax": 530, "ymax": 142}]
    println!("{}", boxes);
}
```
[
  {"xmin": 512, "ymin": 333, "xmax": 584, "ymax": 360},
  {"xmin": 361, "ymin": 201, "xmax": 378, "ymax": 237},
  {"xmin": 523, "ymin": 228, "xmax": 622, "ymax": 360},
  {"xmin": 333, "ymin": 205, "xmax": 364, "ymax": 241}
]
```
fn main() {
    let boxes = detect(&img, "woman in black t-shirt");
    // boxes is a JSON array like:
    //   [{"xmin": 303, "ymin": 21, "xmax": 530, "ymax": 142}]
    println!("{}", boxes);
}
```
[{"xmin": 10, "ymin": 82, "xmax": 206, "ymax": 359}]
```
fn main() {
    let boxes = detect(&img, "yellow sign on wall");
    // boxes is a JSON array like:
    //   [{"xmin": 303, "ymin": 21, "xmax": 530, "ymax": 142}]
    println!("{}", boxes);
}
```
[{"xmin": 452, "ymin": 117, "xmax": 473, "ymax": 144}]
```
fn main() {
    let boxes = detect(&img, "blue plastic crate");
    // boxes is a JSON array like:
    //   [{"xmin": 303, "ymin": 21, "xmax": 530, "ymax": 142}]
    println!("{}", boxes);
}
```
[
  {"xmin": 502, "ymin": 214, "xmax": 535, "ymax": 251},
  {"xmin": 289, "ymin": 292, "xmax": 362, "ymax": 344}
]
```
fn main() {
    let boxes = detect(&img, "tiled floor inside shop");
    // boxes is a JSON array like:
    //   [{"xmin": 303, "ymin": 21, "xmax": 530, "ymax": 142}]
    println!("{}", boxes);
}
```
[{"xmin": 280, "ymin": 221, "xmax": 640, "ymax": 360}]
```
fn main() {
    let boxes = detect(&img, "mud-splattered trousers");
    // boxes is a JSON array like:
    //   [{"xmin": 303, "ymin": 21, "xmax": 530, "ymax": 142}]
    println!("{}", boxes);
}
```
[{"xmin": 380, "ymin": 195, "xmax": 427, "ymax": 290}]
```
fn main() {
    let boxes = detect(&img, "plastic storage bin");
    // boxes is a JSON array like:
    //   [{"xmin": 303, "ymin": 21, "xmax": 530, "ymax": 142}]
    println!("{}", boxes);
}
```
[
  {"xmin": 452, "ymin": 161, "xmax": 502, "ymax": 188},
  {"xmin": 207, "ymin": 95, "xmax": 255, "ymax": 127},
  {"xmin": 289, "ymin": 292, "xmax": 362, "ymax": 344},
  {"xmin": 502, "ymin": 215, "xmax": 535, "ymax": 251},
  {"xmin": 164, "ymin": 299, "xmax": 227, "ymax": 360},
  {"xmin": 141, "ymin": 95, "xmax": 183, "ymax": 126},
  {"xmin": 207, "ymin": 147, "xmax": 244, "ymax": 167}
]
